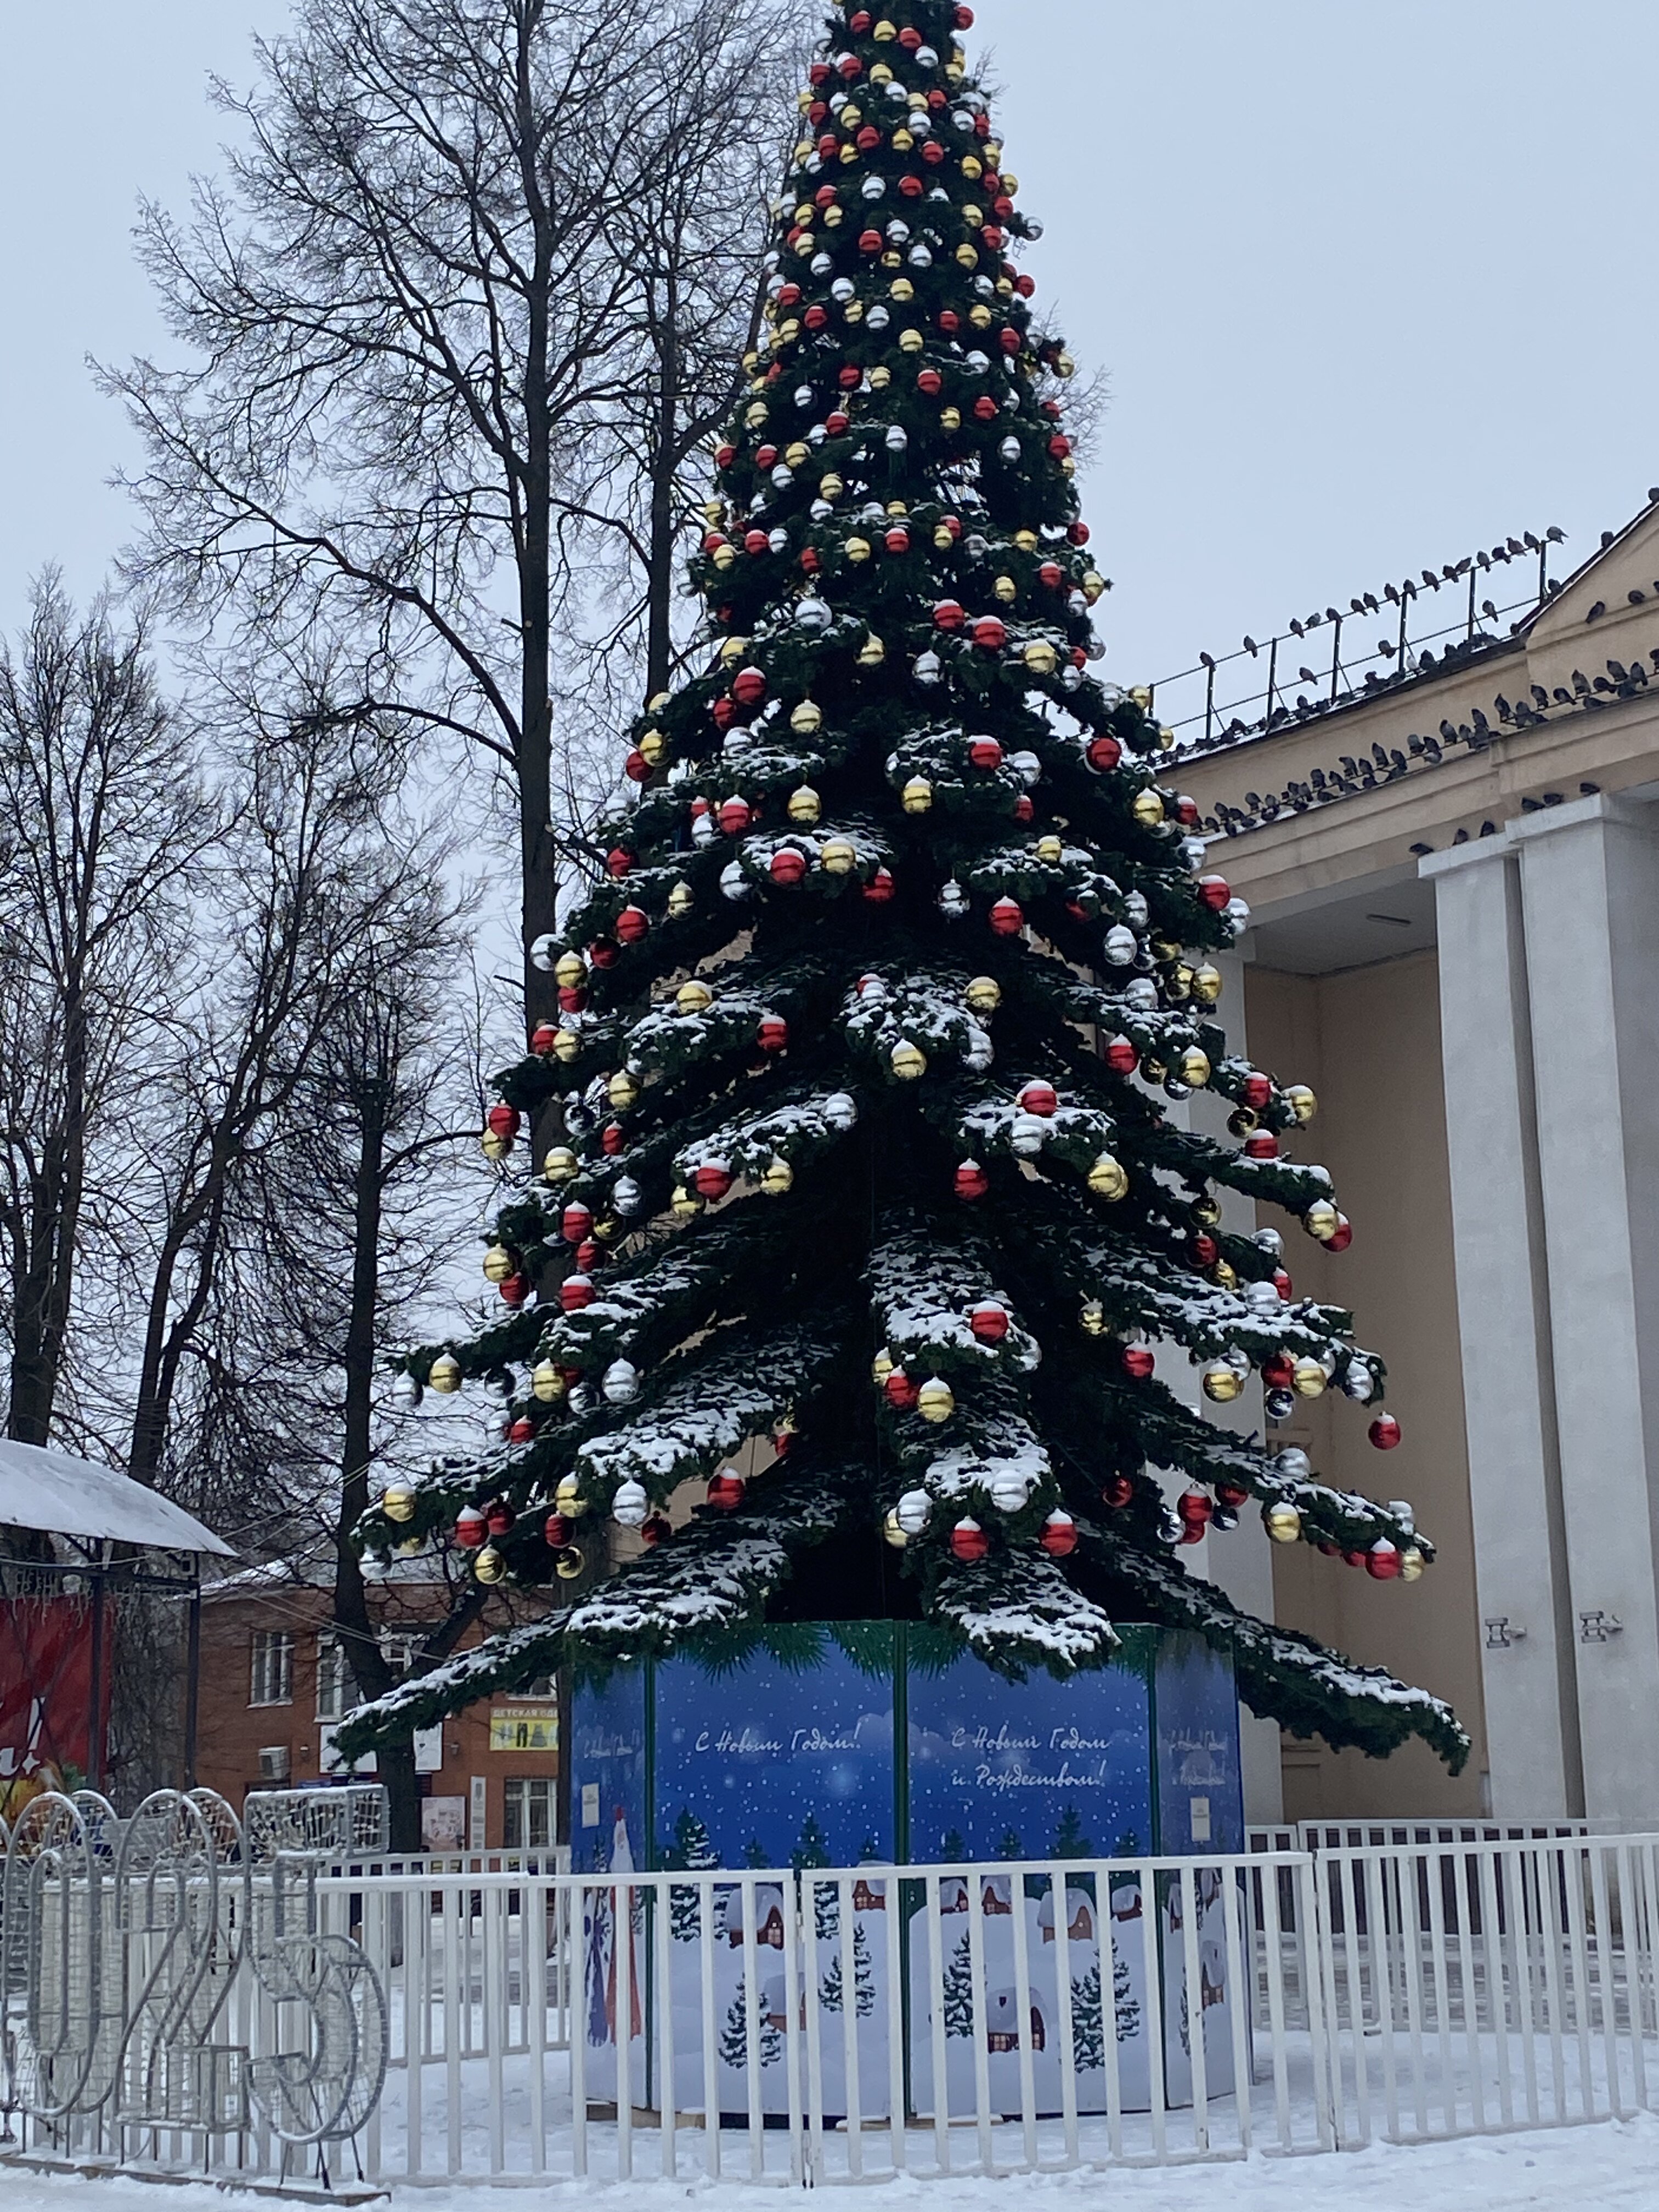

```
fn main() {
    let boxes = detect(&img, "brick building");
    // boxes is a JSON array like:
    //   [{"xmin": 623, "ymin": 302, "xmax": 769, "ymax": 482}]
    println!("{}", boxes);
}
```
[{"xmin": 194, "ymin": 1561, "xmax": 560, "ymax": 1851}]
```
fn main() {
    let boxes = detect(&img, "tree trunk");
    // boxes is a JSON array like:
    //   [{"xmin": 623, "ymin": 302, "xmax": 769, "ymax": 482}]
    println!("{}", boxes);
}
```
[{"xmin": 330, "ymin": 1086, "xmax": 427, "ymax": 1850}]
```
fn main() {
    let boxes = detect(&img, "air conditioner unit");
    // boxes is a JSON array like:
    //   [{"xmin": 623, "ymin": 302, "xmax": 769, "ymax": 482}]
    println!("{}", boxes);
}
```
[{"xmin": 258, "ymin": 1745, "xmax": 291, "ymax": 1782}]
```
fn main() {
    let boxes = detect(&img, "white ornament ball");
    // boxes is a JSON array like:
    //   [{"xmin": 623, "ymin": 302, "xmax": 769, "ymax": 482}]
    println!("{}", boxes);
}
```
[
  {"xmin": 612, "ymin": 1477, "xmax": 649, "ymax": 1528},
  {"xmin": 989, "ymin": 1465, "xmax": 1035, "ymax": 1514},
  {"xmin": 603, "ymin": 1360, "xmax": 640, "ymax": 1406},
  {"xmin": 823, "ymin": 1090, "xmax": 859, "ymax": 1131},
  {"xmin": 896, "ymin": 1489, "xmax": 932, "ymax": 1537}
]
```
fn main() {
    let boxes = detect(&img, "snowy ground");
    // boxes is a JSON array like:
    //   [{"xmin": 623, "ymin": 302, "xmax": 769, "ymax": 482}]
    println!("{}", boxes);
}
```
[{"xmin": 5, "ymin": 2115, "xmax": 1658, "ymax": 2212}]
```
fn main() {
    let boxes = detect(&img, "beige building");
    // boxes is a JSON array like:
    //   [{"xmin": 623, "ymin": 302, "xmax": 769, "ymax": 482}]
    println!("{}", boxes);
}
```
[{"xmin": 1163, "ymin": 494, "xmax": 1659, "ymax": 1830}]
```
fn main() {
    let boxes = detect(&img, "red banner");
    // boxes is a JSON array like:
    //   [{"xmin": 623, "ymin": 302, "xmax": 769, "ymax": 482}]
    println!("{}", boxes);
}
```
[{"xmin": 0, "ymin": 1596, "xmax": 112, "ymax": 1822}]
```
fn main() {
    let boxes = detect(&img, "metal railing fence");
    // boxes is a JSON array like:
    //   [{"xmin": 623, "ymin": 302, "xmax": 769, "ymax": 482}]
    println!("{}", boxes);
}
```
[{"xmin": 5, "ymin": 1830, "xmax": 1657, "ymax": 2190}]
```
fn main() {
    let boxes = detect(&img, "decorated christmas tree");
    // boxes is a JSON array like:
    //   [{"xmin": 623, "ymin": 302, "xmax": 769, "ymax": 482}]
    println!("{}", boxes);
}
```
[{"xmin": 345, "ymin": 0, "xmax": 1466, "ymax": 1777}]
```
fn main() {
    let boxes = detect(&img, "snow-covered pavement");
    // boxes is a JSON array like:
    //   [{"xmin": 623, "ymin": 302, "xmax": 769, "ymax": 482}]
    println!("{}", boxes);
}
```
[{"xmin": 5, "ymin": 2116, "xmax": 1657, "ymax": 2212}]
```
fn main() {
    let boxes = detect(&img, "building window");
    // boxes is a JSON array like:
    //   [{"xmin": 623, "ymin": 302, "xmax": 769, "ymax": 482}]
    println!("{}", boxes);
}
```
[
  {"xmin": 502, "ymin": 1777, "xmax": 555, "ymax": 1851},
  {"xmin": 315, "ymin": 1634, "xmax": 357, "ymax": 1722},
  {"xmin": 379, "ymin": 1633, "xmax": 415, "ymax": 1677},
  {"xmin": 250, "ymin": 1630, "xmax": 294, "ymax": 1708}
]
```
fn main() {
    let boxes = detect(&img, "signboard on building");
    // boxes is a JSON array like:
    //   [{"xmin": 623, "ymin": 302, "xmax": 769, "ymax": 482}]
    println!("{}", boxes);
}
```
[{"xmin": 489, "ymin": 1705, "xmax": 558, "ymax": 1753}]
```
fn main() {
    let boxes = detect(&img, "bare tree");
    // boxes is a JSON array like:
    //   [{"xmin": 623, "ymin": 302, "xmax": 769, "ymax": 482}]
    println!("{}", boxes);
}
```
[
  {"xmin": 105, "ymin": 0, "xmax": 802, "ymax": 1007},
  {"xmin": 0, "ymin": 578, "xmax": 211, "ymax": 1450},
  {"xmin": 192, "ymin": 825, "xmax": 493, "ymax": 1845}
]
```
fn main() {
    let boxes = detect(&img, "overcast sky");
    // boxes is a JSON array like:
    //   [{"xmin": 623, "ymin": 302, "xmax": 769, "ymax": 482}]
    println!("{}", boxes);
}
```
[{"xmin": 2, "ymin": 0, "xmax": 1655, "ymax": 703}]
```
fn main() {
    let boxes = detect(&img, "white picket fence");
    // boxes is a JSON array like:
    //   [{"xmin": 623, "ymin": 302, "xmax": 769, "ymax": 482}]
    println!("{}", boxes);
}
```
[{"xmin": 7, "ymin": 1830, "xmax": 1658, "ymax": 2191}]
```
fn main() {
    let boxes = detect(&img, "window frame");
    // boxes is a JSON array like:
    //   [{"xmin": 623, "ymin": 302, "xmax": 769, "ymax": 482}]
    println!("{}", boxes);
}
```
[
  {"xmin": 501, "ymin": 1775, "xmax": 555, "ymax": 1851},
  {"xmin": 249, "ymin": 1629, "xmax": 295, "ymax": 1709}
]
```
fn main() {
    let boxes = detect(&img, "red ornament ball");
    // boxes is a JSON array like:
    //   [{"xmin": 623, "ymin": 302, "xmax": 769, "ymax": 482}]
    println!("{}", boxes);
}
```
[
  {"xmin": 733, "ymin": 667, "xmax": 766, "ymax": 706},
  {"xmin": 1327, "ymin": 1214, "xmax": 1354, "ymax": 1254},
  {"xmin": 971, "ymin": 616, "xmax": 1008, "ymax": 652},
  {"xmin": 530, "ymin": 1022, "xmax": 558, "ymax": 1057},
  {"xmin": 1102, "ymin": 1474, "xmax": 1135, "ymax": 1509},
  {"xmin": 559, "ymin": 1274, "xmax": 594, "ymax": 1313},
  {"xmin": 499, "ymin": 1273, "xmax": 529, "ymax": 1308},
  {"xmin": 694, "ymin": 1163, "xmax": 733, "ymax": 1200},
  {"xmin": 543, "ymin": 1512, "xmax": 571, "ymax": 1549},
  {"xmin": 935, "ymin": 600, "xmax": 966, "ymax": 631},
  {"xmin": 1240, "ymin": 1073, "xmax": 1273, "ymax": 1111},
  {"xmin": 989, "ymin": 896, "xmax": 1023, "ymax": 938},
  {"xmin": 968, "ymin": 735, "xmax": 1003, "ymax": 769},
  {"xmin": 455, "ymin": 1507, "xmax": 486, "ymax": 1550},
  {"xmin": 1178, "ymin": 1488, "xmax": 1214, "ymax": 1527},
  {"xmin": 718, "ymin": 796, "xmax": 752, "ymax": 836},
  {"xmin": 1198, "ymin": 874, "xmax": 1232, "ymax": 912},
  {"xmin": 968, "ymin": 1301, "xmax": 1009, "ymax": 1343},
  {"xmin": 1088, "ymin": 735, "xmax": 1122, "ymax": 774},
  {"xmin": 1018, "ymin": 1080, "xmax": 1058, "ymax": 1118},
  {"xmin": 771, "ymin": 847, "xmax": 806, "ymax": 887},
  {"xmin": 602, "ymin": 1121, "xmax": 625, "ymax": 1156},
  {"xmin": 606, "ymin": 847, "xmax": 633, "ymax": 878},
  {"xmin": 950, "ymin": 1517, "xmax": 990, "ymax": 1563},
  {"xmin": 955, "ymin": 1160, "xmax": 989, "ymax": 1201},
  {"xmin": 616, "ymin": 905, "xmax": 649, "ymax": 944},
  {"xmin": 1105, "ymin": 1036, "xmax": 1138, "ymax": 1076},
  {"xmin": 707, "ymin": 1472, "xmax": 746, "ymax": 1512},
  {"xmin": 1040, "ymin": 1510, "xmax": 1077, "ymax": 1558},
  {"xmin": 1244, "ymin": 1130, "xmax": 1280, "ymax": 1161},
  {"xmin": 1369, "ymin": 1414, "xmax": 1402, "ymax": 1451},
  {"xmin": 487, "ymin": 1103, "xmax": 521, "ymax": 1141},
  {"xmin": 486, "ymin": 1499, "xmax": 515, "ymax": 1536},
  {"xmin": 862, "ymin": 866, "xmax": 896, "ymax": 905},
  {"xmin": 884, "ymin": 1368, "xmax": 919, "ymax": 1411},
  {"xmin": 1122, "ymin": 1346, "xmax": 1156, "ymax": 1380},
  {"xmin": 758, "ymin": 1014, "xmax": 789, "ymax": 1052},
  {"xmin": 561, "ymin": 1201, "xmax": 593, "ymax": 1245},
  {"xmin": 1367, "ymin": 1541, "xmax": 1403, "ymax": 1581}
]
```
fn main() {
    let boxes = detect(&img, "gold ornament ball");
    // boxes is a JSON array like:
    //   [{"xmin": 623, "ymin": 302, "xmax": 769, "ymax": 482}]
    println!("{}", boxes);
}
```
[
  {"xmin": 871, "ymin": 1347, "xmax": 894, "ymax": 1386},
  {"xmin": 1128, "ymin": 685, "xmax": 1153, "ymax": 710},
  {"xmin": 902, "ymin": 777, "xmax": 934, "ymax": 815},
  {"xmin": 890, "ymin": 1040, "xmax": 928, "ymax": 1081},
  {"xmin": 671, "ymin": 1184, "xmax": 703, "ymax": 1220},
  {"xmin": 955, "ymin": 244, "xmax": 979, "ymax": 270},
  {"xmin": 820, "ymin": 473, "xmax": 844, "ymax": 500},
  {"xmin": 554, "ymin": 1474, "xmax": 587, "ymax": 1518},
  {"xmin": 1036, "ymin": 834, "xmax": 1064, "ymax": 865},
  {"xmin": 761, "ymin": 1155, "xmax": 794, "ymax": 1197},
  {"xmin": 791, "ymin": 699, "xmax": 822, "ymax": 735},
  {"xmin": 969, "ymin": 302, "xmax": 994, "ymax": 330},
  {"xmin": 607, "ymin": 1070, "xmax": 640, "ymax": 1111},
  {"xmin": 639, "ymin": 729, "xmax": 666, "ymax": 766},
  {"xmin": 788, "ymin": 786, "xmax": 822, "ymax": 826},
  {"xmin": 1132, "ymin": 789, "xmax": 1166, "ymax": 828},
  {"xmin": 846, "ymin": 536, "xmax": 872, "ymax": 565},
  {"xmin": 428, "ymin": 1352, "xmax": 463, "ymax": 1395},
  {"xmin": 1266, "ymin": 1503, "xmax": 1303, "ymax": 1545},
  {"xmin": 668, "ymin": 880, "xmax": 695, "ymax": 919},
  {"xmin": 718, "ymin": 636, "xmax": 748, "ymax": 667},
  {"xmin": 857, "ymin": 635, "xmax": 886, "ymax": 668},
  {"xmin": 532, "ymin": 1359, "xmax": 566, "ymax": 1404},
  {"xmin": 993, "ymin": 575, "xmax": 1018, "ymax": 605},
  {"xmin": 676, "ymin": 978, "xmax": 714, "ymax": 1015},
  {"xmin": 1291, "ymin": 1358, "xmax": 1328, "ymax": 1399},
  {"xmin": 482, "ymin": 1243, "xmax": 515, "ymax": 1284},
  {"xmin": 917, "ymin": 1376, "xmax": 956, "ymax": 1425},
  {"xmin": 1080, "ymin": 1299, "xmax": 1107, "ymax": 1337},
  {"xmin": 899, "ymin": 326, "xmax": 924, "ymax": 354},
  {"xmin": 784, "ymin": 441, "xmax": 809, "ymax": 471},
  {"xmin": 1303, "ymin": 1200, "xmax": 1340, "ymax": 1242},
  {"xmin": 474, "ymin": 1545, "xmax": 506, "ymax": 1585},
  {"xmin": 554, "ymin": 950, "xmax": 586, "ymax": 990},
  {"xmin": 1286, "ymin": 1084, "xmax": 1318, "ymax": 1124},
  {"xmin": 965, "ymin": 976, "xmax": 1002, "ymax": 1015},
  {"xmin": 1180, "ymin": 1048, "xmax": 1212, "ymax": 1089},
  {"xmin": 1193, "ymin": 1194, "xmax": 1222, "ymax": 1227},
  {"xmin": 821, "ymin": 837, "xmax": 857, "ymax": 875},
  {"xmin": 1082, "ymin": 571, "xmax": 1107, "ymax": 604},
  {"xmin": 890, "ymin": 278, "xmax": 915, "ymax": 302},
  {"xmin": 555, "ymin": 1547, "xmax": 585, "ymax": 1582},
  {"xmin": 1400, "ymin": 1545, "xmax": 1425, "ymax": 1583},
  {"xmin": 1013, "ymin": 529, "xmax": 1039, "ymax": 553},
  {"xmin": 712, "ymin": 544, "xmax": 736, "ymax": 571},
  {"xmin": 381, "ymin": 1481, "xmax": 416, "ymax": 1524},
  {"xmin": 552, "ymin": 1028, "xmax": 581, "ymax": 1063},
  {"xmin": 744, "ymin": 401, "xmax": 768, "ymax": 428},
  {"xmin": 1192, "ymin": 963, "xmax": 1223, "ymax": 1005},
  {"xmin": 544, "ymin": 1145, "xmax": 578, "ymax": 1183},
  {"xmin": 481, "ymin": 1128, "xmax": 511, "ymax": 1163},
  {"xmin": 882, "ymin": 1508, "xmax": 909, "ymax": 1549},
  {"xmin": 1202, "ymin": 1362, "xmax": 1244, "ymax": 1404},
  {"xmin": 1088, "ymin": 1153, "xmax": 1129, "ymax": 1201},
  {"xmin": 962, "ymin": 154, "xmax": 983, "ymax": 180},
  {"xmin": 1213, "ymin": 1259, "xmax": 1239, "ymax": 1291},
  {"xmin": 1024, "ymin": 641, "xmax": 1059, "ymax": 676},
  {"xmin": 869, "ymin": 365, "xmax": 892, "ymax": 390}
]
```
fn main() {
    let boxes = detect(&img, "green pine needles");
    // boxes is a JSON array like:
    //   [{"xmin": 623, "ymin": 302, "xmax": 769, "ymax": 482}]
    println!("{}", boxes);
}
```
[{"xmin": 342, "ymin": 0, "xmax": 1467, "ymax": 1779}]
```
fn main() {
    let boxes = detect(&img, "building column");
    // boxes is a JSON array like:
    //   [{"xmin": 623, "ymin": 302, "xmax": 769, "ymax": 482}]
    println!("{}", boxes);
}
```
[
  {"xmin": 1421, "ymin": 839, "xmax": 1581, "ymax": 1818},
  {"xmin": 1510, "ymin": 793, "xmax": 1659, "ymax": 1829}
]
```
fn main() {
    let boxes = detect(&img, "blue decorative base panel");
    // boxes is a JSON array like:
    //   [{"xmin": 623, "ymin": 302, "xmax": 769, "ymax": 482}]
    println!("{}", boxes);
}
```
[{"xmin": 571, "ymin": 1624, "xmax": 1244, "ymax": 2119}]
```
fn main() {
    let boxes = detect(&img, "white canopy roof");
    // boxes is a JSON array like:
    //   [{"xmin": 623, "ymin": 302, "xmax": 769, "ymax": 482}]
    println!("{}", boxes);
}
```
[{"xmin": 0, "ymin": 1439, "xmax": 233, "ymax": 1555}]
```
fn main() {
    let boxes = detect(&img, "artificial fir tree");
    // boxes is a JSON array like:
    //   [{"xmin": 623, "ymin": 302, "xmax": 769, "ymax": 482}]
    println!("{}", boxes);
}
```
[{"xmin": 345, "ymin": 0, "xmax": 1466, "ymax": 1778}]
